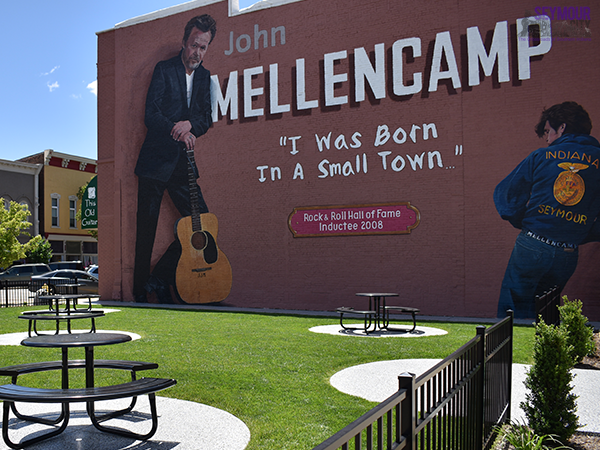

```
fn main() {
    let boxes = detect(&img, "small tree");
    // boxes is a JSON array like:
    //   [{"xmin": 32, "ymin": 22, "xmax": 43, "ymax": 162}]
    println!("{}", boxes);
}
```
[
  {"xmin": 0, "ymin": 201, "xmax": 32, "ymax": 268},
  {"xmin": 559, "ymin": 296, "xmax": 595, "ymax": 364},
  {"xmin": 521, "ymin": 320, "xmax": 579, "ymax": 441},
  {"xmin": 25, "ymin": 235, "xmax": 53, "ymax": 264}
]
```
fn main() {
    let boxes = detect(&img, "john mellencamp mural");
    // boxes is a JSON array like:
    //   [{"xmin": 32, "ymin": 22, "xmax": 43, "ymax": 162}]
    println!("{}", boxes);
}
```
[
  {"xmin": 98, "ymin": 0, "xmax": 600, "ymax": 319},
  {"xmin": 132, "ymin": 14, "xmax": 231, "ymax": 304}
]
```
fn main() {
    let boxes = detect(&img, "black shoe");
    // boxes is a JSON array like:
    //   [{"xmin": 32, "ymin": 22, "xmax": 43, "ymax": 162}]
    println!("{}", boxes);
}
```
[
  {"xmin": 134, "ymin": 293, "xmax": 148, "ymax": 303},
  {"xmin": 145, "ymin": 275, "xmax": 174, "ymax": 304},
  {"xmin": 155, "ymin": 283, "xmax": 174, "ymax": 304}
]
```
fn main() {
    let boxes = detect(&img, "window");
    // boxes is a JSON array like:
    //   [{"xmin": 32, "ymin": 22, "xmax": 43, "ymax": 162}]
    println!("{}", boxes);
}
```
[
  {"xmin": 82, "ymin": 242, "xmax": 98, "ymax": 254},
  {"xmin": 50, "ymin": 240, "xmax": 64, "ymax": 254},
  {"xmin": 51, "ymin": 194, "xmax": 61, "ymax": 227},
  {"xmin": 52, "ymin": 198, "xmax": 59, "ymax": 227},
  {"xmin": 66, "ymin": 241, "xmax": 81, "ymax": 255},
  {"xmin": 69, "ymin": 196, "xmax": 77, "ymax": 228}
]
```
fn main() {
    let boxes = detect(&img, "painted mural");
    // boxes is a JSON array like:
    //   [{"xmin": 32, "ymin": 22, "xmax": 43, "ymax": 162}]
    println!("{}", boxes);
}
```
[
  {"xmin": 130, "ymin": 14, "xmax": 231, "ymax": 304},
  {"xmin": 97, "ymin": 0, "xmax": 600, "ymax": 319}
]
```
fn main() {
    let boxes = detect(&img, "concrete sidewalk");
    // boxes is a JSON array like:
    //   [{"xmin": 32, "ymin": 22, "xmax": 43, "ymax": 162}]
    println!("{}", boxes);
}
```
[{"xmin": 330, "ymin": 358, "xmax": 600, "ymax": 433}]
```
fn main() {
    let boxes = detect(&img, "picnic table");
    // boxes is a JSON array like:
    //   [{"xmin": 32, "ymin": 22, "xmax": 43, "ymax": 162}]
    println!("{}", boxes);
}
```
[
  {"xmin": 22, "ymin": 332, "xmax": 133, "ymax": 389},
  {"xmin": 0, "ymin": 331, "xmax": 176, "ymax": 447},
  {"xmin": 19, "ymin": 293, "xmax": 103, "ymax": 336},
  {"xmin": 53, "ymin": 282, "xmax": 82, "ymax": 295},
  {"xmin": 39, "ymin": 293, "xmax": 101, "ymax": 312},
  {"xmin": 336, "ymin": 292, "xmax": 420, "ymax": 334}
]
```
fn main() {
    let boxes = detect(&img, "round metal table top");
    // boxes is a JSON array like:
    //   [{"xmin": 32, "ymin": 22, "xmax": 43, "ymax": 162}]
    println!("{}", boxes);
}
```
[
  {"xmin": 38, "ymin": 294, "xmax": 100, "ymax": 300},
  {"xmin": 355, "ymin": 293, "xmax": 399, "ymax": 297},
  {"xmin": 21, "ymin": 332, "xmax": 131, "ymax": 348}
]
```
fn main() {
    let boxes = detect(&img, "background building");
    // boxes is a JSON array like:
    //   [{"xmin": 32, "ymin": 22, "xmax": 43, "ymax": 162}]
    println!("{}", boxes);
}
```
[
  {"xmin": 0, "ymin": 158, "xmax": 42, "ymax": 240},
  {"xmin": 97, "ymin": 0, "xmax": 600, "ymax": 319},
  {"xmin": 19, "ymin": 150, "xmax": 98, "ymax": 266}
]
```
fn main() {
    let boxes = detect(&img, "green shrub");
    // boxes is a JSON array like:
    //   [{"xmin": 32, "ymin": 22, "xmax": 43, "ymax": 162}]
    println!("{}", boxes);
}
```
[
  {"xmin": 521, "ymin": 320, "xmax": 579, "ymax": 441},
  {"xmin": 559, "ymin": 296, "xmax": 595, "ymax": 364}
]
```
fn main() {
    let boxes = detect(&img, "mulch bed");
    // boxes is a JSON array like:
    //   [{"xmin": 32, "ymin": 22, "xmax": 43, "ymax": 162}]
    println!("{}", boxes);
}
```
[
  {"xmin": 496, "ymin": 332, "xmax": 600, "ymax": 449},
  {"xmin": 500, "ymin": 332, "xmax": 600, "ymax": 449},
  {"xmin": 567, "ymin": 332, "xmax": 600, "ymax": 449}
]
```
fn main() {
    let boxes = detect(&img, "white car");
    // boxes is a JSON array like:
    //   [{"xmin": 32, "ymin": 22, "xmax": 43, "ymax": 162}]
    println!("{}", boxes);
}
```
[{"xmin": 87, "ymin": 265, "xmax": 98, "ymax": 278}]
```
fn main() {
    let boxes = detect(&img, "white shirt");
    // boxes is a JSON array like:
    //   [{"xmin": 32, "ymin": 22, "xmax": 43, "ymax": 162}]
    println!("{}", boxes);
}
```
[{"xmin": 186, "ymin": 71, "xmax": 194, "ymax": 108}]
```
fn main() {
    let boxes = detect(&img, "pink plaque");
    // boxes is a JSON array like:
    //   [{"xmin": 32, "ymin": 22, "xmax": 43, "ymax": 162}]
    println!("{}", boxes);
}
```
[{"xmin": 288, "ymin": 203, "xmax": 420, "ymax": 237}]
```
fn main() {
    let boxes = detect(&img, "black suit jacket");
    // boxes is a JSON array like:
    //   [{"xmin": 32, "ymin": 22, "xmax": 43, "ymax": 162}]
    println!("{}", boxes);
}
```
[{"xmin": 135, "ymin": 52, "xmax": 212, "ymax": 183}]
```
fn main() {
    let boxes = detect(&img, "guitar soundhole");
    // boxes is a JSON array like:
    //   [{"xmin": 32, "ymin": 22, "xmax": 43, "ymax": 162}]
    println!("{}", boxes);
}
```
[{"xmin": 191, "ymin": 231, "xmax": 207, "ymax": 251}]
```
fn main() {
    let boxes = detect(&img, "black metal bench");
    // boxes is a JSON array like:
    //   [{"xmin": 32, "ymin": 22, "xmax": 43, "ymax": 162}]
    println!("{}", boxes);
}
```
[
  {"xmin": 0, "ymin": 377, "xmax": 176, "ymax": 448},
  {"xmin": 383, "ymin": 306, "xmax": 420, "ymax": 332},
  {"xmin": 335, "ymin": 307, "xmax": 377, "ymax": 334},
  {"xmin": 0, "ymin": 359, "xmax": 157, "ymax": 384},
  {"xmin": 0, "ymin": 359, "xmax": 159, "ymax": 429},
  {"xmin": 18, "ymin": 311, "xmax": 105, "ymax": 336}
]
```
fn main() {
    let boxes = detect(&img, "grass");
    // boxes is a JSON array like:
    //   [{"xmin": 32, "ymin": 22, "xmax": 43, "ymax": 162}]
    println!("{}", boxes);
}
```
[{"xmin": 0, "ymin": 305, "xmax": 536, "ymax": 449}]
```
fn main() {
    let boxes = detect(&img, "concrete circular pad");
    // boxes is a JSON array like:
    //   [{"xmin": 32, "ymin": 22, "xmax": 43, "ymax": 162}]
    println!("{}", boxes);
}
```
[
  {"xmin": 309, "ymin": 324, "xmax": 447, "ymax": 338},
  {"xmin": 0, "ymin": 396, "xmax": 250, "ymax": 450},
  {"xmin": 330, "ymin": 358, "xmax": 600, "ymax": 433}
]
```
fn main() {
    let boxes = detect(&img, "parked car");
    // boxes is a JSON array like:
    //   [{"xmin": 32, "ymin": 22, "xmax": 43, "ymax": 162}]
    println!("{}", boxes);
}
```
[
  {"xmin": 29, "ymin": 270, "xmax": 99, "ymax": 295},
  {"xmin": 87, "ymin": 264, "xmax": 98, "ymax": 278},
  {"xmin": 0, "ymin": 263, "xmax": 51, "ymax": 282},
  {"xmin": 49, "ymin": 261, "xmax": 84, "ymax": 271}
]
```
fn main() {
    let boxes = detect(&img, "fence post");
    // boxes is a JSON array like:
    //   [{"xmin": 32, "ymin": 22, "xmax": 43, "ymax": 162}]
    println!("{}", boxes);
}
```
[
  {"xmin": 399, "ymin": 372, "xmax": 415, "ymax": 450},
  {"xmin": 476, "ymin": 326, "xmax": 486, "ymax": 450},
  {"xmin": 506, "ymin": 310, "xmax": 514, "ymax": 424}
]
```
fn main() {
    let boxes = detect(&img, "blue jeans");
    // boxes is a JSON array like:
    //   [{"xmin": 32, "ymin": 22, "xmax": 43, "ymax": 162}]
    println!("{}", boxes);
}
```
[{"xmin": 497, "ymin": 231, "xmax": 578, "ymax": 319}]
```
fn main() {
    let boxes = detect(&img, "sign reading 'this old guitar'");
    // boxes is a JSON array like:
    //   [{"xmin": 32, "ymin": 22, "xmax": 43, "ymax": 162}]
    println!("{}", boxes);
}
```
[{"xmin": 288, "ymin": 203, "xmax": 420, "ymax": 237}]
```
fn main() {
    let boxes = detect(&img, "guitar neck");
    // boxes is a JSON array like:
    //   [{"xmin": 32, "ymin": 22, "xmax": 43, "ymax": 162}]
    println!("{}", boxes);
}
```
[{"xmin": 185, "ymin": 148, "xmax": 203, "ymax": 232}]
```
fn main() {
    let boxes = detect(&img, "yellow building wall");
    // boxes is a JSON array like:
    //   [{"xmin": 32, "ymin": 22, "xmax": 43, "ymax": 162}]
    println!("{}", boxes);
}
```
[{"xmin": 43, "ymin": 165, "xmax": 95, "ymax": 236}]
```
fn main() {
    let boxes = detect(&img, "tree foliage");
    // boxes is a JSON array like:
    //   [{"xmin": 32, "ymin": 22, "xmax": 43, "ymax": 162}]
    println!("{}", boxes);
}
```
[
  {"xmin": 0, "ymin": 201, "xmax": 32, "ymax": 269},
  {"xmin": 558, "ymin": 296, "xmax": 595, "ymax": 364},
  {"xmin": 521, "ymin": 320, "xmax": 579, "ymax": 441},
  {"xmin": 25, "ymin": 235, "xmax": 53, "ymax": 264}
]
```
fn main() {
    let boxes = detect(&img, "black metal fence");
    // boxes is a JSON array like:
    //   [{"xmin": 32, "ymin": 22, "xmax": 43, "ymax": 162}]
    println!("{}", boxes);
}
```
[
  {"xmin": 313, "ymin": 311, "xmax": 514, "ymax": 450},
  {"xmin": 0, "ymin": 279, "xmax": 77, "ymax": 308},
  {"xmin": 535, "ymin": 285, "xmax": 561, "ymax": 325}
]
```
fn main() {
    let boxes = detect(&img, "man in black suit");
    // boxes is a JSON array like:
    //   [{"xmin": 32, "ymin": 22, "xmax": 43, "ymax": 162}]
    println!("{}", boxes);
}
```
[{"xmin": 133, "ymin": 15, "xmax": 216, "ymax": 303}]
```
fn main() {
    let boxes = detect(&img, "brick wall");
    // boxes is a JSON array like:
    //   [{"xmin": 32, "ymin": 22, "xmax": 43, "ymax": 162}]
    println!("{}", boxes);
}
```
[{"xmin": 97, "ymin": 0, "xmax": 600, "ymax": 319}]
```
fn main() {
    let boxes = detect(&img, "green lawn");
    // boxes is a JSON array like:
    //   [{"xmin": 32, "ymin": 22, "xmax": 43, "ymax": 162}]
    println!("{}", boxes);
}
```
[{"xmin": 0, "ymin": 305, "xmax": 535, "ymax": 449}]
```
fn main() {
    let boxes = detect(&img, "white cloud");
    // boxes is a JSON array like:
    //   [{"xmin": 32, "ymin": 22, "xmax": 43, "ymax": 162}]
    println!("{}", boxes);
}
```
[
  {"xmin": 41, "ymin": 66, "xmax": 60, "ymax": 76},
  {"xmin": 87, "ymin": 80, "xmax": 97, "ymax": 96},
  {"xmin": 47, "ymin": 81, "xmax": 59, "ymax": 92}
]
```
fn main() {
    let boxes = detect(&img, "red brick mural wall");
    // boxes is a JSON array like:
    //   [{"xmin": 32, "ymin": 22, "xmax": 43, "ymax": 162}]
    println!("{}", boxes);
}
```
[{"xmin": 97, "ymin": 0, "xmax": 600, "ymax": 319}]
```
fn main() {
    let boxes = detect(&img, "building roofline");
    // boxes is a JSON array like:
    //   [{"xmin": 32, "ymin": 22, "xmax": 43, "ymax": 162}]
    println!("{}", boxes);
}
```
[
  {"xmin": 97, "ymin": 0, "xmax": 221, "ymax": 34},
  {"xmin": 0, "ymin": 158, "xmax": 42, "ymax": 175},
  {"xmin": 97, "ymin": 0, "xmax": 305, "ymax": 34},
  {"xmin": 43, "ymin": 150, "xmax": 97, "ymax": 166}
]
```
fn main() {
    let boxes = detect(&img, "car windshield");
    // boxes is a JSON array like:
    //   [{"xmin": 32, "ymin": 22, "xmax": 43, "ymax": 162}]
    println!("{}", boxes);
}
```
[{"xmin": 38, "ymin": 272, "xmax": 56, "ymax": 278}]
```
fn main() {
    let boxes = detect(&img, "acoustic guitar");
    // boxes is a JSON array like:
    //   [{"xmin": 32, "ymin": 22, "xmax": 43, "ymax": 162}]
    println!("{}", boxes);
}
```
[{"xmin": 174, "ymin": 147, "xmax": 232, "ymax": 303}]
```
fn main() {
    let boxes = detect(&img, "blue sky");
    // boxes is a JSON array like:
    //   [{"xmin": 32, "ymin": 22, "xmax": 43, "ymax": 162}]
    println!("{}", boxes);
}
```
[{"xmin": 0, "ymin": 0, "xmax": 257, "ymax": 162}]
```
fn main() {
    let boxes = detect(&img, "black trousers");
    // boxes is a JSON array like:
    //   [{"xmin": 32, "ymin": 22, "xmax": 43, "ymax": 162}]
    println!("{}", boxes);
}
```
[{"xmin": 133, "ymin": 157, "xmax": 208, "ymax": 296}]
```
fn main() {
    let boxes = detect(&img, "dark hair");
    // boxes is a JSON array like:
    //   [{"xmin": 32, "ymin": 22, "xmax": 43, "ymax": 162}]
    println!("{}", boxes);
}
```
[
  {"xmin": 183, "ymin": 14, "xmax": 217, "ymax": 45},
  {"xmin": 535, "ymin": 101, "xmax": 592, "ymax": 137}
]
